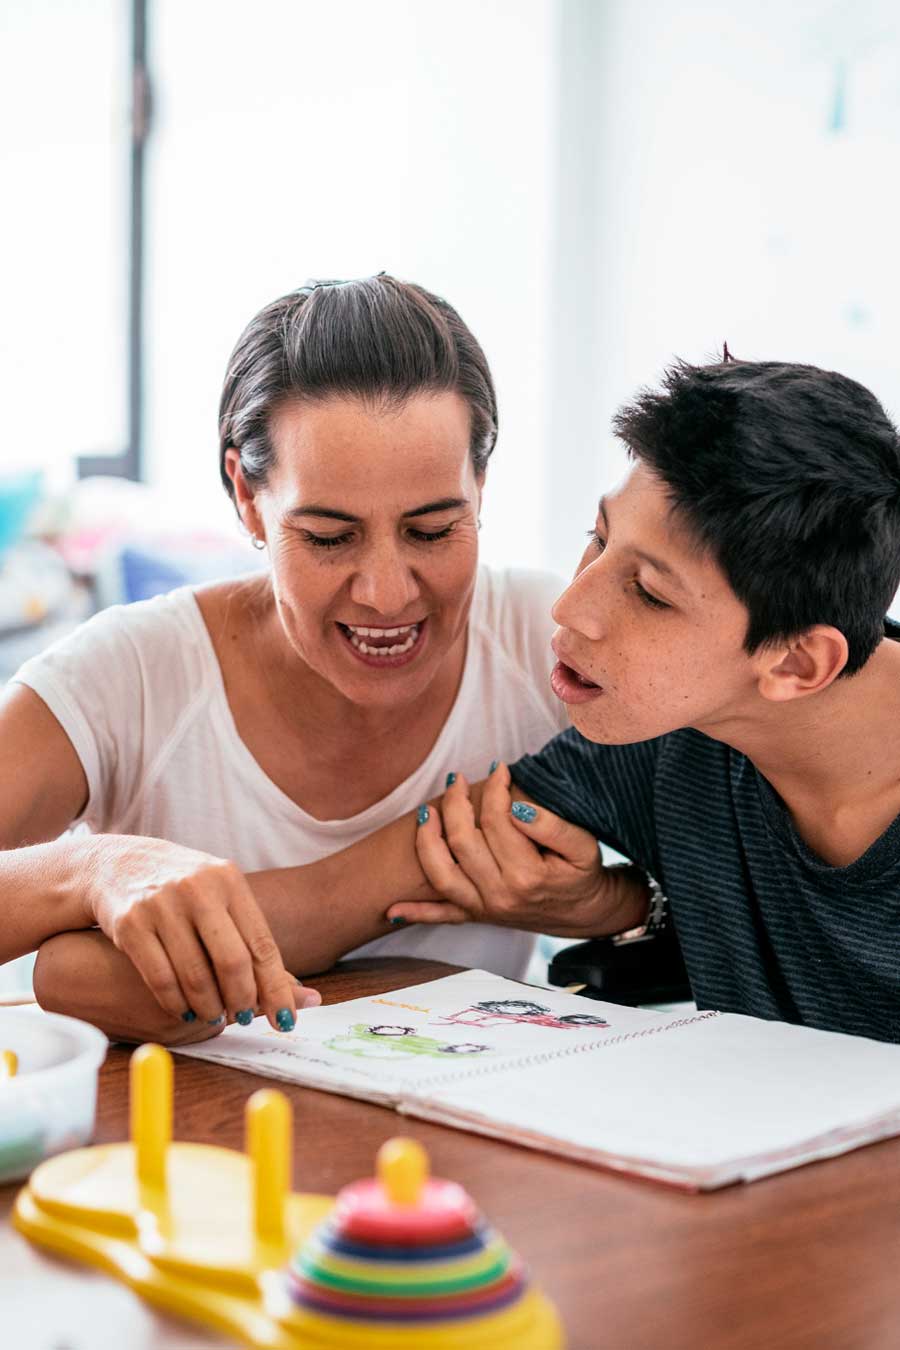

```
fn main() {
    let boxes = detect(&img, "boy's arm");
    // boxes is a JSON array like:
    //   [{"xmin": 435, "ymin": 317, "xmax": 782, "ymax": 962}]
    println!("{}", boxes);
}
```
[{"xmin": 385, "ymin": 767, "xmax": 650, "ymax": 937}]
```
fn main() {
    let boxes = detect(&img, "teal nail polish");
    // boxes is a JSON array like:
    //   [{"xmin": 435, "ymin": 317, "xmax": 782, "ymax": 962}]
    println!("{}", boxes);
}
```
[
  {"xmin": 206, "ymin": 1014, "xmax": 225, "ymax": 1026},
  {"xmin": 511, "ymin": 801, "xmax": 538, "ymax": 824},
  {"xmin": 445, "ymin": 772, "xmax": 457, "ymax": 788},
  {"xmin": 417, "ymin": 804, "xmax": 429, "ymax": 826},
  {"xmin": 235, "ymin": 1008, "xmax": 254, "ymax": 1026},
  {"xmin": 489, "ymin": 759, "xmax": 499, "ymax": 774},
  {"xmin": 181, "ymin": 1009, "xmax": 197, "ymax": 1023},
  {"xmin": 276, "ymin": 1008, "xmax": 295, "ymax": 1032},
  {"xmin": 390, "ymin": 916, "xmax": 407, "ymax": 927}
]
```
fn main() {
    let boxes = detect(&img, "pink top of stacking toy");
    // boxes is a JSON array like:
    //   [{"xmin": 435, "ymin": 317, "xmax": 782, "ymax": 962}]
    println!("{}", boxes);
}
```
[{"xmin": 334, "ymin": 1174, "xmax": 480, "ymax": 1246}]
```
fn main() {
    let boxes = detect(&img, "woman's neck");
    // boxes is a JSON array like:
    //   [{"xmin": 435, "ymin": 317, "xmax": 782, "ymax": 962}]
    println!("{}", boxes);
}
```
[{"xmin": 199, "ymin": 576, "xmax": 469, "ymax": 819}]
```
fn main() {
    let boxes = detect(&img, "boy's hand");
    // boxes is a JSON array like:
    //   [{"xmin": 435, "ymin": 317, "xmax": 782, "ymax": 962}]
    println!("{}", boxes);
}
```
[{"xmin": 386, "ymin": 764, "xmax": 649, "ymax": 937}]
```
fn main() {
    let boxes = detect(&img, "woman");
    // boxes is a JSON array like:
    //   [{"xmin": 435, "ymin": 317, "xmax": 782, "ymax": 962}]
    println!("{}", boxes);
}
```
[{"xmin": 1, "ymin": 275, "xmax": 568, "ymax": 1042}]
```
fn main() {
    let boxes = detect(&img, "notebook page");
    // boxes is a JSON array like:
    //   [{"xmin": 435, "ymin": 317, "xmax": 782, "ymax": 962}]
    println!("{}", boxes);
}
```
[
  {"xmin": 174, "ymin": 970, "xmax": 671, "ymax": 1104},
  {"xmin": 408, "ymin": 1012, "xmax": 900, "ymax": 1188}
]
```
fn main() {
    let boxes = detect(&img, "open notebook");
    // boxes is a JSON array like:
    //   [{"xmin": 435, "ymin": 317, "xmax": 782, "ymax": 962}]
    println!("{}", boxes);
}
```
[{"xmin": 175, "ymin": 970, "xmax": 900, "ymax": 1190}]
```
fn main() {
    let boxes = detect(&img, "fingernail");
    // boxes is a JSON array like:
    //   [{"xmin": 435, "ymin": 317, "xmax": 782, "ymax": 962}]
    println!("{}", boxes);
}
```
[
  {"xmin": 235, "ymin": 1008, "xmax": 254, "ymax": 1026},
  {"xmin": 445, "ymin": 772, "xmax": 457, "ymax": 787},
  {"xmin": 206, "ymin": 1014, "xmax": 225, "ymax": 1026},
  {"xmin": 417, "ymin": 803, "xmax": 429, "ymax": 826},
  {"xmin": 511, "ymin": 801, "xmax": 537, "ymax": 824},
  {"xmin": 181, "ymin": 1009, "xmax": 197, "ymax": 1023},
  {"xmin": 489, "ymin": 759, "xmax": 499, "ymax": 774},
  {"xmin": 276, "ymin": 1008, "xmax": 295, "ymax": 1033},
  {"xmin": 390, "ymin": 916, "xmax": 407, "ymax": 927}
]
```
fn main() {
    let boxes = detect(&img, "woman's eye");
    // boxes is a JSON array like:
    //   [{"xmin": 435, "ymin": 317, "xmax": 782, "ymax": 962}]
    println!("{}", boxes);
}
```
[
  {"xmin": 408, "ymin": 524, "xmax": 455, "ymax": 542},
  {"xmin": 633, "ymin": 581, "xmax": 670, "ymax": 610},
  {"xmin": 301, "ymin": 530, "xmax": 354, "ymax": 549}
]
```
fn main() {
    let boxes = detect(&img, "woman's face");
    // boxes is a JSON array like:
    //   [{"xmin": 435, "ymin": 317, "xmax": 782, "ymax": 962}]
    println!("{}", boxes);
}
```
[{"xmin": 231, "ymin": 391, "xmax": 482, "ymax": 709}]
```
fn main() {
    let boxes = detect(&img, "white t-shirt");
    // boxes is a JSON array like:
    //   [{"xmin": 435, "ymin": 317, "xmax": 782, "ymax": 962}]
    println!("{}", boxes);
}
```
[{"xmin": 13, "ymin": 566, "xmax": 568, "ymax": 979}]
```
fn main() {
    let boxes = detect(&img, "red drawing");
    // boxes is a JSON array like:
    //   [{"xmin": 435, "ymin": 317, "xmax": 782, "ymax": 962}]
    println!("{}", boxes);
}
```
[{"xmin": 433, "ymin": 999, "xmax": 608, "ymax": 1030}]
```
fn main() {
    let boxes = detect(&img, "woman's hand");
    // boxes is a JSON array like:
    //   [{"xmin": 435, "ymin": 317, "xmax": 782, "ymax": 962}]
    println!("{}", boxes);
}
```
[
  {"xmin": 386, "ymin": 764, "xmax": 650, "ymax": 937},
  {"xmin": 82, "ymin": 834, "xmax": 320, "ymax": 1030}
]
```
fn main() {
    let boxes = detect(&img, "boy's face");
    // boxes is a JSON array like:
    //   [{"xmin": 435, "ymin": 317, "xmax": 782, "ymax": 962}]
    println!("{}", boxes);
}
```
[{"xmin": 551, "ymin": 462, "xmax": 764, "ymax": 744}]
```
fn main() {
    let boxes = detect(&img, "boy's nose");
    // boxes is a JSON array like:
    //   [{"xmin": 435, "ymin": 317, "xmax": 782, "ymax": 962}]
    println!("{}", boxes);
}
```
[{"xmin": 552, "ymin": 559, "xmax": 606, "ymax": 640}]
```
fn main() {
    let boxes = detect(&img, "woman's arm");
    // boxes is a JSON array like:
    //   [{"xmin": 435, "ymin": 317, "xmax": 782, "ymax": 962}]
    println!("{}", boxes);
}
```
[
  {"xmin": 30, "ymin": 800, "xmax": 446, "ymax": 1042},
  {"xmin": 32, "ymin": 824, "xmax": 435, "ymax": 1045},
  {"xmin": 0, "ymin": 685, "xmax": 316, "ymax": 1032}
]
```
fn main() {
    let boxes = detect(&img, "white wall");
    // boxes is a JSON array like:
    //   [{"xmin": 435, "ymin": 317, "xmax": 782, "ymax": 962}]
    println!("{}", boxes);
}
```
[
  {"xmin": 6, "ymin": 1, "xmax": 900, "ymax": 595},
  {"xmin": 544, "ymin": 0, "xmax": 900, "ymax": 580},
  {"xmin": 145, "ymin": 0, "xmax": 558, "ymax": 573}
]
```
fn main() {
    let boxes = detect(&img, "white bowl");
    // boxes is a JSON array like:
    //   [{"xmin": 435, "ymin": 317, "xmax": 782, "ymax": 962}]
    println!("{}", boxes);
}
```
[{"xmin": 0, "ymin": 1008, "xmax": 108, "ymax": 1183}]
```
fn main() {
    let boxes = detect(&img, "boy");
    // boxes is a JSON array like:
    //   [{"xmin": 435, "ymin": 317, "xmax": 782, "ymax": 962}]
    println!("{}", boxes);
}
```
[{"xmin": 389, "ymin": 357, "xmax": 900, "ymax": 1042}]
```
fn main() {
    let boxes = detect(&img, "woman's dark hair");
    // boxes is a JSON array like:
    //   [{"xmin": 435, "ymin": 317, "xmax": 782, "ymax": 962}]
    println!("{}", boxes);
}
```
[
  {"xmin": 219, "ymin": 274, "xmax": 497, "ymax": 501},
  {"xmin": 613, "ymin": 356, "xmax": 900, "ymax": 675}
]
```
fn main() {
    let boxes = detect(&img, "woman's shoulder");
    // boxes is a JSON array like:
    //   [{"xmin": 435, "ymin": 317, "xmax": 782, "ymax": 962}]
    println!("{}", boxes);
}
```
[
  {"xmin": 13, "ymin": 584, "xmax": 216, "ymax": 695},
  {"xmin": 468, "ymin": 565, "xmax": 565, "ymax": 716},
  {"xmin": 470, "ymin": 565, "xmax": 563, "ymax": 655},
  {"xmin": 472, "ymin": 564, "xmax": 563, "ymax": 627}
]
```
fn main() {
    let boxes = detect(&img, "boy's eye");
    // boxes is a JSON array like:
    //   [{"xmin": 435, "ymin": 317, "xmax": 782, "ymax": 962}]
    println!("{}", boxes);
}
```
[
  {"xmin": 633, "ymin": 580, "xmax": 670, "ymax": 610},
  {"xmin": 586, "ymin": 527, "xmax": 606, "ymax": 553}
]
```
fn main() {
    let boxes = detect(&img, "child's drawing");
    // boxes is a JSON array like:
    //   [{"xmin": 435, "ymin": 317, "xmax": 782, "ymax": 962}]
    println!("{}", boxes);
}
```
[
  {"xmin": 325, "ymin": 1023, "xmax": 491, "ymax": 1061},
  {"xmin": 432, "ymin": 999, "xmax": 609, "ymax": 1031}
]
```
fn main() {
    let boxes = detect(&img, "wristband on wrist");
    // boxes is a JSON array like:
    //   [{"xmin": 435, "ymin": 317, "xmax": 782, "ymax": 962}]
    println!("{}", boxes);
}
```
[{"xmin": 613, "ymin": 874, "xmax": 668, "ymax": 944}]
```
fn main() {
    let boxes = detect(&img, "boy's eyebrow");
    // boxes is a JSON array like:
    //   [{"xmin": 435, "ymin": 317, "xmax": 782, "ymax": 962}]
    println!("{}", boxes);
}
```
[
  {"xmin": 598, "ymin": 497, "xmax": 687, "ymax": 590},
  {"xmin": 287, "ymin": 497, "xmax": 469, "ymax": 523}
]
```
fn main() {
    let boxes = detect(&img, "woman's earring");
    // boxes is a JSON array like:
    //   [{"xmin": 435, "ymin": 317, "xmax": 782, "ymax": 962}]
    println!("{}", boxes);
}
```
[{"xmin": 251, "ymin": 535, "xmax": 266, "ymax": 551}]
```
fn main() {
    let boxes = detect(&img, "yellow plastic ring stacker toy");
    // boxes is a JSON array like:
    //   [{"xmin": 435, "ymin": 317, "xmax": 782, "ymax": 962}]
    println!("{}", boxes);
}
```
[{"xmin": 14, "ymin": 1045, "xmax": 563, "ymax": 1349}]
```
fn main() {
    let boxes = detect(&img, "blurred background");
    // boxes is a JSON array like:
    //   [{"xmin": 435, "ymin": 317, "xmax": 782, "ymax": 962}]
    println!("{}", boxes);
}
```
[
  {"xmin": 3, "ymin": 0, "xmax": 900, "ymax": 619},
  {"xmin": 1, "ymin": 0, "xmax": 898, "ymax": 995}
]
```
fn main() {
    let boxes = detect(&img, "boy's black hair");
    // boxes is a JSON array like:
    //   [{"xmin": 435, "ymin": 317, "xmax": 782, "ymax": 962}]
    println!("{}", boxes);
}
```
[{"xmin": 613, "ymin": 357, "xmax": 900, "ymax": 675}]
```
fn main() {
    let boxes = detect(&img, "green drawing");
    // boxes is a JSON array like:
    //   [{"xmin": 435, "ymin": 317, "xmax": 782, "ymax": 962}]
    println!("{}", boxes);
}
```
[{"xmin": 325, "ymin": 1023, "xmax": 491, "ymax": 1061}]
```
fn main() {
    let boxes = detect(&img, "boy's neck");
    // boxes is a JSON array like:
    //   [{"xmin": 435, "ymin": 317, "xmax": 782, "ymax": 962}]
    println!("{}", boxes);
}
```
[{"xmin": 722, "ymin": 634, "xmax": 900, "ymax": 865}]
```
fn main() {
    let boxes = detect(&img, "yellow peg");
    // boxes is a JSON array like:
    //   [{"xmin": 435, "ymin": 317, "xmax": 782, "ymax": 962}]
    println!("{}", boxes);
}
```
[
  {"xmin": 377, "ymin": 1137, "xmax": 429, "ymax": 1207},
  {"xmin": 130, "ymin": 1043, "xmax": 172, "ymax": 1191},
  {"xmin": 246, "ymin": 1089, "xmax": 292, "ymax": 1247},
  {"xmin": 0, "ymin": 1049, "xmax": 18, "ymax": 1079}
]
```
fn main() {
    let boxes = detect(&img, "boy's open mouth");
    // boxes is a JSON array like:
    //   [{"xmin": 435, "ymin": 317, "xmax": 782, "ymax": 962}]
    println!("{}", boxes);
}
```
[{"xmin": 550, "ymin": 659, "xmax": 603, "ymax": 704}]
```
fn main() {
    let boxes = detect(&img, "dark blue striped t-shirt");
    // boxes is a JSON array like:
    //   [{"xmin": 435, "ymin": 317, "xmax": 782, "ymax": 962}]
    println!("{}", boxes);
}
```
[{"xmin": 511, "ymin": 623, "xmax": 900, "ymax": 1043}]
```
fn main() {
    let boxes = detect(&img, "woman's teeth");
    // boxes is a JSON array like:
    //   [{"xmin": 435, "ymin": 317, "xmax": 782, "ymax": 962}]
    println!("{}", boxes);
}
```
[{"xmin": 342, "ymin": 623, "xmax": 420, "ymax": 656}]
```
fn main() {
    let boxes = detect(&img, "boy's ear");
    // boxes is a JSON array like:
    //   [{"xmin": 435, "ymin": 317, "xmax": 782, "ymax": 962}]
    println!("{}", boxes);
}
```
[
  {"xmin": 223, "ymin": 449, "xmax": 265, "ymax": 541},
  {"xmin": 756, "ymin": 626, "xmax": 849, "ymax": 703}
]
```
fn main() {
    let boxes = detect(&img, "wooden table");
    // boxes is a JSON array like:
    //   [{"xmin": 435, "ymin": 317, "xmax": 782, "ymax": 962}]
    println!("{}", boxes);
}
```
[{"xmin": 2, "ymin": 958, "xmax": 899, "ymax": 1350}]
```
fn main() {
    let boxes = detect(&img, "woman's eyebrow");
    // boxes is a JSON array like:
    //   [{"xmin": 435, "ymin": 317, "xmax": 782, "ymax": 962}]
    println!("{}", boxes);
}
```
[
  {"xmin": 287, "ymin": 497, "xmax": 469, "ymax": 523},
  {"xmin": 403, "ymin": 497, "xmax": 469, "ymax": 518}
]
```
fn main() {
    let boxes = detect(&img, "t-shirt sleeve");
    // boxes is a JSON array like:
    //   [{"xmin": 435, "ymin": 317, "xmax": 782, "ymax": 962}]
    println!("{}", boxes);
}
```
[
  {"xmin": 11, "ymin": 603, "xmax": 154, "ymax": 831},
  {"xmin": 510, "ymin": 728, "xmax": 664, "ymax": 877}
]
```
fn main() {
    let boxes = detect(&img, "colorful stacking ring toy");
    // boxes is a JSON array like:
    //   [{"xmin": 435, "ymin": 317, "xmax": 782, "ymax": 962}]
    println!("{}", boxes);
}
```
[{"xmin": 281, "ymin": 1138, "xmax": 563, "ymax": 1348}]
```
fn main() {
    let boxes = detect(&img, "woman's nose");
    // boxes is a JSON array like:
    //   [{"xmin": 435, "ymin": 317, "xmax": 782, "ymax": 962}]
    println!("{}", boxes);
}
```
[{"xmin": 349, "ymin": 547, "xmax": 420, "ymax": 616}]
